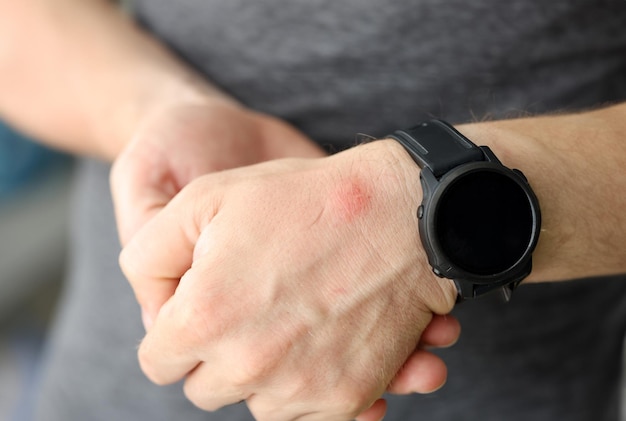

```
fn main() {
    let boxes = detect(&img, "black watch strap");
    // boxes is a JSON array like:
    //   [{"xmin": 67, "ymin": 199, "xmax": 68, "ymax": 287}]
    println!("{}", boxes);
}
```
[
  {"xmin": 389, "ymin": 120, "xmax": 484, "ymax": 177},
  {"xmin": 454, "ymin": 279, "xmax": 523, "ymax": 302},
  {"xmin": 389, "ymin": 120, "xmax": 529, "ymax": 303}
]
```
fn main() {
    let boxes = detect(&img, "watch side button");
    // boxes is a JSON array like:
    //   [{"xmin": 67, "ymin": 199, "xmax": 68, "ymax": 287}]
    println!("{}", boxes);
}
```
[
  {"xmin": 432, "ymin": 268, "xmax": 444, "ymax": 278},
  {"xmin": 417, "ymin": 205, "xmax": 424, "ymax": 219}
]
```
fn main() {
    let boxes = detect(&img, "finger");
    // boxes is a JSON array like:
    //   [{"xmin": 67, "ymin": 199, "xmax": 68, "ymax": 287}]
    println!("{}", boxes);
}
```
[
  {"xmin": 419, "ymin": 314, "xmax": 461, "ymax": 348},
  {"xmin": 119, "ymin": 177, "xmax": 221, "ymax": 324},
  {"xmin": 137, "ymin": 294, "xmax": 203, "ymax": 385},
  {"xmin": 110, "ymin": 143, "xmax": 179, "ymax": 246},
  {"xmin": 118, "ymin": 211, "xmax": 191, "ymax": 327},
  {"xmin": 113, "ymin": 155, "xmax": 182, "ymax": 329},
  {"xmin": 246, "ymin": 396, "xmax": 380, "ymax": 421},
  {"xmin": 133, "ymin": 225, "xmax": 229, "ymax": 386},
  {"xmin": 387, "ymin": 349, "xmax": 447, "ymax": 395},
  {"xmin": 137, "ymin": 278, "xmax": 178, "ymax": 332},
  {"xmin": 182, "ymin": 361, "xmax": 249, "ymax": 412},
  {"xmin": 140, "ymin": 278, "xmax": 255, "ymax": 394},
  {"xmin": 355, "ymin": 398, "xmax": 387, "ymax": 421}
]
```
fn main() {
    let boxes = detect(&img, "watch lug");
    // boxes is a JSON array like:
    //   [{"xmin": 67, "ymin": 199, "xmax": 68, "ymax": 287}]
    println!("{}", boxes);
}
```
[
  {"xmin": 479, "ymin": 146, "xmax": 501, "ymax": 164},
  {"xmin": 454, "ymin": 278, "xmax": 523, "ymax": 303},
  {"xmin": 419, "ymin": 167, "xmax": 438, "ymax": 193},
  {"xmin": 512, "ymin": 168, "xmax": 528, "ymax": 183}
]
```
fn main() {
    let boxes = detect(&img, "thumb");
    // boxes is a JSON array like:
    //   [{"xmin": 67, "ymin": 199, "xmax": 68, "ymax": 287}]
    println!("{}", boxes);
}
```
[
  {"xmin": 110, "ymin": 141, "xmax": 181, "ymax": 247},
  {"xmin": 118, "ymin": 177, "xmax": 221, "ymax": 330}
]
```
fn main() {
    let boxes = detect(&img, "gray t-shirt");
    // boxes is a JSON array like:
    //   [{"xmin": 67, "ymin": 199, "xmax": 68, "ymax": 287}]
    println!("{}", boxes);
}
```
[{"xmin": 33, "ymin": 1, "xmax": 626, "ymax": 420}]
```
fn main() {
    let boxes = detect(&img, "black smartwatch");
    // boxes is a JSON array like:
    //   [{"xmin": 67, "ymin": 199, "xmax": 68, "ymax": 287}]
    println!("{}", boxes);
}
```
[{"xmin": 389, "ymin": 120, "xmax": 541, "ymax": 301}]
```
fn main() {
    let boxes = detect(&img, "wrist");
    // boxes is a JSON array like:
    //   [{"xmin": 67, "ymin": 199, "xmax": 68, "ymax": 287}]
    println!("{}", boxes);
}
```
[
  {"xmin": 345, "ymin": 139, "xmax": 458, "ymax": 313},
  {"xmin": 451, "ymin": 121, "xmax": 550, "ymax": 283},
  {"xmin": 455, "ymin": 107, "xmax": 626, "ymax": 283},
  {"xmin": 77, "ymin": 2, "xmax": 241, "ymax": 161},
  {"xmin": 102, "ymin": 73, "xmax": 239, "ymax": 160},
  {"xmin": 360, "ymin": 121, "xmax": 544, "ymax": 301}
]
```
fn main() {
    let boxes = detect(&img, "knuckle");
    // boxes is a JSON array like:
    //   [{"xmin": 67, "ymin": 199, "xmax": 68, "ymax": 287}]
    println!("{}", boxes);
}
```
[
  {"xmin": 137, "ymin": 342, "xmax": 169, "ymax": 386},
  {"xmin": 168, "ymin": 298, "xmax": 218, "ymax": 348},
  {"xmin": 231, "ymin": 349, "xmax": 275, "ymax": 387},
  {"xmin": 118, "ymin": 246, "xmax": 137, "ymax": 279},
  {"xmin": 328, "ymin": 384, "xmax": 370, "ymax": 418},
  {"xmin": 229, "ymin": 332, "xmax": 295, "ymax": 388},
  {"xmin": 247, "ymin": 397, "xmax": 287, "ymax": 421},
  {"xmin": 247, "ymin": 409, "xmax": 274, "ymax": 421},
  {"xmin": 118, "ymin": 240, "xmax": 150, "ymax": 287},
  {"xmin": 182, "ymin": 381, "xmax": 220, "ymax": 412},
  {"xmin": 118, "ymin": 246, "xmax": 149, "ymax": 304},
  {"xmin": 108, "ymin": 158, "xmax": 123, "ymax": 185}
]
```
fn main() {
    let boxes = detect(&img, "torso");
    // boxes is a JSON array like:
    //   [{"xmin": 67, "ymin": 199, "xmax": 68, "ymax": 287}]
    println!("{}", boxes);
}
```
[{"xmin": 133, "ymin": 0, "xmax": 626, "ymax": 148}]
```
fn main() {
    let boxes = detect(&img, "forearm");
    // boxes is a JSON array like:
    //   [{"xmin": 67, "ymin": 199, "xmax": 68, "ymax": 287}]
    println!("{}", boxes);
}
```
[
  {"xmin": 0, "ymin": 0, "xmax": 230, "ymax": 160},
  {"xmin": 451, "ymin": 103, "xmax": 626, "ymax": 283},
  {"xmin": 354, "ymin": 103, "xmax": 626, "ymax": 288}
]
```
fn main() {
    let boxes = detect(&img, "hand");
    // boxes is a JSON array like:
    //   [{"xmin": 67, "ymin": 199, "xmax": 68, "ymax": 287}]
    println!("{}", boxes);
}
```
[
  {"xmin": 111, "ymin": 98, "xmax": 325, "ymax": 246},
  {"xmin": 120, "ymin": 140, "xmax": 458, "ymax": 420},
  {"xmin": 110, "ymin": 98, "xmax": 325, "ymax": 320}
]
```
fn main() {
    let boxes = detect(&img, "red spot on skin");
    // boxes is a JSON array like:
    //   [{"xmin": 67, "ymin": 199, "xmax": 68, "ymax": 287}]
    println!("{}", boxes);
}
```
[
  {"xmin": 331, "ymin": 287, "xmax": 348, "ymax": 296},
  {"xmin": 329, "ymin": 178, "xmax": 371, "ymax": 222}
]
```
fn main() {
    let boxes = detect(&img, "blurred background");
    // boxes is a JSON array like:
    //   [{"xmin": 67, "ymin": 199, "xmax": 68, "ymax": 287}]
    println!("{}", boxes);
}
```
[{"xmin": 0, "ymin": 120, "xmax": 73, "ymax": 421}]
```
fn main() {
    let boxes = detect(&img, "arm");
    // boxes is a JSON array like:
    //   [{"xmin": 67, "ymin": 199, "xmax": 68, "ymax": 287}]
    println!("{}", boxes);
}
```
[
  {"xmin": 120, "ymin": 102, "xmax": 626, "ymax": 420},
  {"xmin": 0, "ymin": 3, "xmax": 457, "ymax": 419},
  {"xmin": 0, "ymin": 0, "xmax": 325, "ymax": 243},
  {"xmin": 0, "ymin": 0, "xmax": 225, "ymax": 160},
  {"xmin": 454, "ymin": 103, "xmax": 626, "ymax": 283}
]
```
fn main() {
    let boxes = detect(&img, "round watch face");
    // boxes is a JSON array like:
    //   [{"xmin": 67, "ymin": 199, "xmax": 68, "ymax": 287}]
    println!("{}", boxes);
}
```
[{"xmin": 435, "ymin": 169, "xmax": 535, "ymax": 276}]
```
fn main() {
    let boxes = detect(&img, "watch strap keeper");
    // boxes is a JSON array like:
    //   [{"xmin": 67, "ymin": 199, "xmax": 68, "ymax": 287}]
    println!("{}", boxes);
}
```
[{"xmin": 389, "ymin": 120, "xmax": 484, "ymax": 178}]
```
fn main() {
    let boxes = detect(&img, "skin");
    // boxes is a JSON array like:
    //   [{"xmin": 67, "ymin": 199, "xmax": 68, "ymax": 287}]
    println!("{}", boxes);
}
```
[
  {"xmin": 119, "ymin": 104, "xmax": 626, "ymax": 420},
  {"xmin": 2, "ymin": 1, "xmax": 626, "ymax": 420},
  {"xmin": 0, "ymin": 1, "xmax": 462, "ymax": 420}
]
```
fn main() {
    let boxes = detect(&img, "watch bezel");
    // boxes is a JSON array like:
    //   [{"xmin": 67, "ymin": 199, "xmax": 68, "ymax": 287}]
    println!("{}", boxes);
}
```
[{"xmin": 419, "ymin": 161, "xmax": 541, "ymax": 285}]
